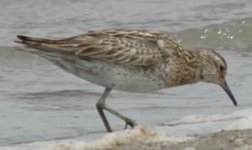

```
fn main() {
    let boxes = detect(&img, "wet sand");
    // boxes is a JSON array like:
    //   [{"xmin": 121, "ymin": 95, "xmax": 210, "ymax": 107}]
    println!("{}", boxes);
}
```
[
  {"xmin": 117, "ymin": 129, "xmax": 252, "ymax": 150},
  {"xmin": 45, "ymin": 126, "xmax": 252, "ymax": 150}
]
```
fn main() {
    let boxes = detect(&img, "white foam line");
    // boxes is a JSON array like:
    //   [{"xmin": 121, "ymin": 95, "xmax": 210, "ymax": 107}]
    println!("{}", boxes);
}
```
[
  {"xmin": 224, "ymin": 116, "xmax": 252, "ymax": 130},
  {"xmin": 44, "ymin": 126, "xmax": 194, "ymax": 150}
]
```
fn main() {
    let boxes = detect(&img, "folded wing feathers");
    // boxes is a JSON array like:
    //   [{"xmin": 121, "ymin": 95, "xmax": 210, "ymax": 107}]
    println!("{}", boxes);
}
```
[{"xmin": 17, "ymin": 30, "xmax": 172, "ymax": 66}]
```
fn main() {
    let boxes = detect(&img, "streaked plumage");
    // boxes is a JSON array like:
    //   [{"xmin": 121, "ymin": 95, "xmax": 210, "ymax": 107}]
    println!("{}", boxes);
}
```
[{"xmin": 15, "ymin": 29, "xmax": 237, "ymax": 132}]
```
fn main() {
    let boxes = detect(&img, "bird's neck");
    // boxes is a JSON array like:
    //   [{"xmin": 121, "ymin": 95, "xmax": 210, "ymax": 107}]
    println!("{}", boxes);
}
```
[{"xmin": 165, "ymin": 48, "xmax": 202, "ymax": 87}]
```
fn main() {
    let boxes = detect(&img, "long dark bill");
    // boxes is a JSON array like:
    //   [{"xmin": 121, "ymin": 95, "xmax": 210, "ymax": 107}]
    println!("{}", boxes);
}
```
[{"xmin": 221, "ymin": 80, "xmax": 237, "ymax": 106}]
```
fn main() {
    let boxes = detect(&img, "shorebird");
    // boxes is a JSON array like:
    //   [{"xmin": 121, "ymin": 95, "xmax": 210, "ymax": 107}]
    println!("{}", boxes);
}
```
[{"xmin": 15, "ymin": 29, "xmax": 237, "ymax": 132}]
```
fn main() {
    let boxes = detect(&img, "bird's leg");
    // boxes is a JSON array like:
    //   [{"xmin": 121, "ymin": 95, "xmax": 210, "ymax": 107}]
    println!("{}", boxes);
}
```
[
  {"xmin": 96, "ymin": 88, "xmax": 137, "ymax": 132},
  {"xmin": 96, "ymin": 88, "xmax": 113, "ymax": 132},
  {"xmin": 102, "ymin": 103, "xmax": 137, "ymax": 129}
]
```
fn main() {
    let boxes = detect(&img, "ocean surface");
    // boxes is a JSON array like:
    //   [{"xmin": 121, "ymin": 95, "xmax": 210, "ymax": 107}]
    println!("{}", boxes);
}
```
[{"xmin": 1, "ymin": 0, "xmax": 252, "ymax": 149}]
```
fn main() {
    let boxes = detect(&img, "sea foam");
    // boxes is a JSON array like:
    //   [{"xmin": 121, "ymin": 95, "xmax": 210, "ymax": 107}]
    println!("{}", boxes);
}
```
[{"xmin": 45, "ymin": 126, "xmax": 193, "ymax": 150}]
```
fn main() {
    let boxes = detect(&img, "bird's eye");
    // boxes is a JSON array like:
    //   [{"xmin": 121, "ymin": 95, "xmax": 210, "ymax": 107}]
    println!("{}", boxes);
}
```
[{"xmin": 219, "ymin": 65, "xmax": 225, "ymax": 72}]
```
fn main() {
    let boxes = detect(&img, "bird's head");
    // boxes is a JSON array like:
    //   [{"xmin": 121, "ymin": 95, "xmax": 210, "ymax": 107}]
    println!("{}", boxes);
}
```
[{"xmin": 197, "ymin": 49, "xmax": 237, "ymax": 106}]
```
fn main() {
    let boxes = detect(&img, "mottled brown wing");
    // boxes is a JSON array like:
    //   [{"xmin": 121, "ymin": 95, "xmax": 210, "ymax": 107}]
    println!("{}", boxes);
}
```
[{"xmin": 16, "ymin": 30, "xmax": 174, "ymax": 66}]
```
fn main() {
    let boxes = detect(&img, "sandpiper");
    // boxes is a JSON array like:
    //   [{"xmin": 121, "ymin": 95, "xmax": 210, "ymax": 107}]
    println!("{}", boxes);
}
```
[{"xmin": 15, "ymin": 29, "xmax": 237, "ymax": 132}]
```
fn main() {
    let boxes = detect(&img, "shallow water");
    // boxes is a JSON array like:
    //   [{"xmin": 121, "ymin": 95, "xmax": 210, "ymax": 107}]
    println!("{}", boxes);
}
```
[{"xmin": 1, "ymin": 0, "xmax": 252, "ymax": 149}]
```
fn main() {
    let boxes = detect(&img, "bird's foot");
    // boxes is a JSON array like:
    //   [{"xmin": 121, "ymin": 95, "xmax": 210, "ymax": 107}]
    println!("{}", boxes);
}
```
[{"xmin": 124, "ymin": 118, "xmax": 137, "ymax": 129}]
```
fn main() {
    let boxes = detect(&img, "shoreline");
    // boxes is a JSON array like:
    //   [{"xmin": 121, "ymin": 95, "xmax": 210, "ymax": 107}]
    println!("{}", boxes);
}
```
[
  {"xmin": 117, "ymin": 128, "xmax": 252, "ymax": 150},
  {"xmin": 46, "ymin": 126, "xmax": 252, "ymax": 150}
]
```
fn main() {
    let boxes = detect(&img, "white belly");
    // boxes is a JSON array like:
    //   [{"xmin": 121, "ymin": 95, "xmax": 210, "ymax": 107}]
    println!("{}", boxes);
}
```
[{"xmin": 39, "ymin": 53, "xmax": 166, "ymax": 93}]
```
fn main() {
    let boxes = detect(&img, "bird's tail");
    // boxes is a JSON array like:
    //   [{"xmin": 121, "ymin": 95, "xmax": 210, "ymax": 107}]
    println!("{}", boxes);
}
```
[
  {"xmin": 15, "ymin": 35, "xmax": 52, "ymax": 54},
  {"xmin": 15, "ymin": 35, "xmax": 71, "ymax": 54},
  {"xmin": 15, "ymin": 35, "xmax": 61, "ymax": 45}
]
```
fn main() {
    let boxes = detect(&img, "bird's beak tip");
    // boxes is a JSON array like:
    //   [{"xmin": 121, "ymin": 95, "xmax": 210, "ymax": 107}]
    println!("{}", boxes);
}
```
[{"xmin": 220, "ymin": 80, "xmax": 238, "ymax": 106}]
